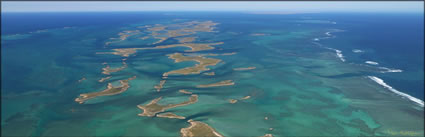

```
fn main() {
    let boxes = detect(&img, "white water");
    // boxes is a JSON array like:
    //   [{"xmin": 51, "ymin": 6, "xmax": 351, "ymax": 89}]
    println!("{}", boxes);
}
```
[
  {"xmin": 379, "ymin": 67, "xmax": 403, "ymax": 73},
  {"xmin": 352, "ymin": 49, "xmax": 364, "ymax": 53},
  {"xmin": 368, "ymin": 76, "xmax": 424, "ymax": 107},
  {"xmin": 365, "ymin": 61, "xmax": 379, "ymax": 65}
]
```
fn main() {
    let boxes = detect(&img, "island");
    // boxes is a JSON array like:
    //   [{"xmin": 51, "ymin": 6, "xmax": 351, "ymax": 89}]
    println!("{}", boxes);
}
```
[
  {"xmin": 102, "ymin": 62, "xmax": 127, "ymax": 75},
  {"xmin": 180, "ymin": 120, "xmax": 224, "ymax": 137},
  {"xmin": 137, "ymin": 94, "xmax": 198, "ymax": 117},
  {"xmin": 75, "ymin": 76, "xmax": 136, "ymax": 104},
  {"xmin": 96, "ymin": 42, "xmax": 224, "ymax": 57},
  {"xmin": 163, "ymin": 53, "xmax": 222, "ymax": 77}
]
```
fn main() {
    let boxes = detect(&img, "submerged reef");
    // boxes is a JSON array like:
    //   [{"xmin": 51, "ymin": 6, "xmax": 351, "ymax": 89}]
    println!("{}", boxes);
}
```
[
  {"xmin": 75, "ymin": 76, "xmax": 136, "ymax": 104},
  {"xmin": 233, "ymin": 67, "xmax": 256, "ymax": 71}
]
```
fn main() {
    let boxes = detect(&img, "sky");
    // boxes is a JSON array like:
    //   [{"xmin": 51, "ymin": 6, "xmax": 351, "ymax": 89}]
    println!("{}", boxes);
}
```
[{"xmin": 1, "ymin": 1, "xmax": 424, "ymax": 13}]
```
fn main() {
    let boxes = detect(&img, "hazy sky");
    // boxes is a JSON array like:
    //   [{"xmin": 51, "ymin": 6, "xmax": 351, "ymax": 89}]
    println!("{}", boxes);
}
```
[{"xmin": 1, "ymin": 1, "xmax": 424, "ymax": 13}]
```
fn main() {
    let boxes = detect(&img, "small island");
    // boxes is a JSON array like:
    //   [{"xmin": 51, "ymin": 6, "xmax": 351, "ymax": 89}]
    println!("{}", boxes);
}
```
[
  {"xmin": 102, "ymin": 62, "xmax": 127, "ymax": 75},
  {"xmin": 163, "ymin": 53, "xmax": 222, "ymax": 77},
  {"xmin": 137, "ymin": 94, "xmax": 198, "ymax": 117},
  {"xmin": 180, "ymin": 120, "xmax": 224, "ymax": 137},
  {"xmin": 75, "ymin": 76, "xmax": 136, "ymax": 104}
]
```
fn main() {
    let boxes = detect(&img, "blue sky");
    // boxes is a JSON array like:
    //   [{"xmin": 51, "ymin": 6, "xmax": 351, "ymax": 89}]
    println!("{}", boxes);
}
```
[{"xmin": 1, "ymin": 1, "xmax": 423, "ymax": 13}]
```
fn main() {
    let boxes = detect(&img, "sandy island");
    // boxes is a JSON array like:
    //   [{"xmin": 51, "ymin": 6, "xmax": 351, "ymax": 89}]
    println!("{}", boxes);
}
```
[
  {"xmin": 137, "ymin": 94, "xmax": 198, "ymax": 117},
  {"xmin": 197, "ymin": 80, "xmax": 234, "ymax": 88},
  {"xmin": 180, "ymin": 119, "xmax": 224, "ymax": 137},
  {"xmin": 163, "ymin": 53, "xmax": 222, "ymax": 77},
  {"xmin": 75, "ymin": 76, "xmax": 136, "ymax": 104}
]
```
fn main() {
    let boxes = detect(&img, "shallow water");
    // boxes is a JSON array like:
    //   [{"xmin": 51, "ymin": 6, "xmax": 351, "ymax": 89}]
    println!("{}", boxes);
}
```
[{"xmin": 1, "ymin": 12, "xmax": 423, "ymax": 136}]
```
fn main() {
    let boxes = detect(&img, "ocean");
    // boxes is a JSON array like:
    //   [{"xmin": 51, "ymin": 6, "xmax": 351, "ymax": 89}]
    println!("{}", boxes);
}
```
[{"xmin": 1, "ymin": 12, "xmax": 423, "ymax": 136}]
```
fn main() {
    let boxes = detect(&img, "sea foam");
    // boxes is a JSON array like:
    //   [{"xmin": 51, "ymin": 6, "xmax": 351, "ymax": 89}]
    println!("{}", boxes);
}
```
[
  {"xmin": 365, "ymin": 61, "xmax": 379, "ymax": 65},
  {"xmin": 379, "ymin": 67, "xmax": 403, "ymax": 73},
  {"xmin": 352, "ymin": 49, "xmax": 364, "ymax": 53},
  {"xmin": 368, "ymin": 76, "xmax": 424, "ymax": 107},
  {"xmin": 326, "ymin": 47, "xmax": 345, "ymax": 62}
]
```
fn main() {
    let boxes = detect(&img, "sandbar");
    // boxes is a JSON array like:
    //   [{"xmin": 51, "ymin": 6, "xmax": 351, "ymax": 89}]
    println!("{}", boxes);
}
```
[
  {"xmin": 229, "ymin": 99, "xmax": 238, "ymax": 104},
  {"xmin": 261, "ymin": 134, "xmax": 273, "ymax": 137},
  {"xmin": 240, "ymin": 96, "xmax": 251, "ymax": 100},
  {"xmin": 197, "ymin": 80, "xmax": 234, "ymax": 88},
  {"xmin": 179, "ymin": 89, "xmax": 193, "ymax": 94},
  {"xmin": 233, "ymin": 67, "xmax": 256, "ymax": 71},
  {"xmin": 78, "ymin": 77, "xmax": 86, "ymax": 83},
  {"xmin": 154, "ymin": 80, "xmax": 166, "ymax": 92},
  {"xmin": 203, "ymin": 72, "xmax": 215, "ymax": 76},
  {"xmin": 98, "ymin": 76, "xmax": 112, "ymax": 83},
  {"xmin": 75, "ymin": 76, "xmax": 136, "ymax": 104},
  {"xmin": 176, "ymin": 37, "xmax": 197, "ymax": 43},
  {"xmin": 156, "ymin": 112, "xmax": 185, "ymax": 119},
  {"xmin": 180, "ymin": 119, "xmax": 223, "ymax": 137},
  {"xmin": 102, "ymin": 62, "xmax": 127, "ymax": 75},
  {"xmin": 251, "ymin": 33, "xmax": 270, "ymax": 36}
]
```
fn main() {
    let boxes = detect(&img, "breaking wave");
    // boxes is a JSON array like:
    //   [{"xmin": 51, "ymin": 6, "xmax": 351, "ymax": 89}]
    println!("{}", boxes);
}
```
[
  {"xmin": 368, "ymin": 76, "xmax": 424, "ymax": 107},
  {"xmin": 379, "ymin": 67, "xmax": 403, "ymax": 73},
  {"xmin": 365, "ymin": 61, "xmax": 379, "ymax": 65}
]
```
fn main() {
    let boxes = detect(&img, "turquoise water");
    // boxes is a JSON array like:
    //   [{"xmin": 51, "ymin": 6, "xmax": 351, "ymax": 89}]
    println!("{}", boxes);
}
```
[{"xmin": 1, "ymin": 12, "xmax": 423, "ymax": 136}]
